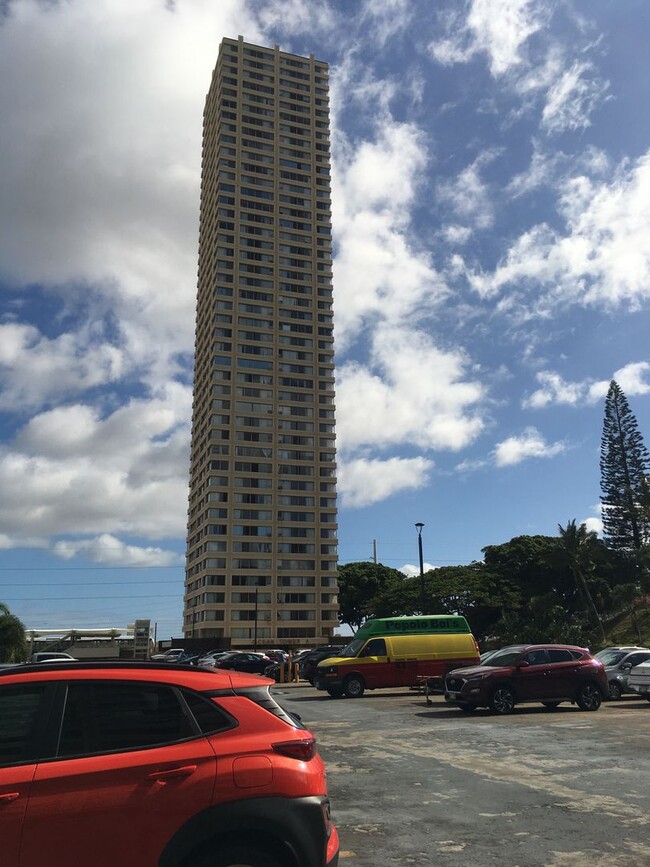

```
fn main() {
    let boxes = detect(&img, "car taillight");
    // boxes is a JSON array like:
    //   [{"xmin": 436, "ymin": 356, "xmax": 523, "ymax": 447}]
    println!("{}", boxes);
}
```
[{"xmin": 272, "ymin": 737, "xmax": 316, "ymax": 761}]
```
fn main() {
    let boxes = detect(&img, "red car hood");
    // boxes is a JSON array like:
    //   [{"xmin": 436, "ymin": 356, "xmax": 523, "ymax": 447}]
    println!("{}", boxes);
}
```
[{"xmin": 448, "ymin": 664, "xmax": 498, "ymax": 678}]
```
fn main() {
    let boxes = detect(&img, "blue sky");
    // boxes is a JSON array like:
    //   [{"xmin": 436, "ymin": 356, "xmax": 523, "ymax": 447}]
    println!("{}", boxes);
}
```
[{"xmin": 1, "ymin": 0, "xmax": 649, "ymax": 640}]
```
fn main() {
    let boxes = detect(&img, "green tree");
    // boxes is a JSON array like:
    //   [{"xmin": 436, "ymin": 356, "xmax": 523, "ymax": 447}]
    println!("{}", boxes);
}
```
[
  {"xmin": 600, "ymin": 380, "xmax": 650, "ymax": 551},
  {"xmin": 0, "ymin": 603, "xmax": 27, "ymax": 663},
  {"xmin": 336, "ymin": 562, "xmax": 406, "ymax": 629},
  {"xmin": 557, "ymin": 520, "xmax": 606, "ymax": 643}
]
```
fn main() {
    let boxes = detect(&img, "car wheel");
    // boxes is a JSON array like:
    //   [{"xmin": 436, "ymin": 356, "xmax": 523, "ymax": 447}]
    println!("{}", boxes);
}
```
[
  {"xmin": 326, "ymin": 686, "xmax": 343, "ymax": 698},
  {"xmin": 646, "ymin": 696, "xmax": 650, "ymax": 704},
  {"xmin": 343, "ymin": 674, "xmax": 365, "ymax": 698},
  {"xmin": 608, "ymin": 681, "xmax": 623, "ymax": 701},
  {"xmin": 576, "ymin": 682, "xmax": 602, "ymax": 711},
  {"xmin": 489, "ymin": 685, "xmax": 515, "ymax": 715},
  {"xmin": 542, "ymin": 701, "xmax": 561, "ymax": 709},
  {"xmin": 457, "ymin": 703, "xmax": 477, "ymax": 713},
  {"xmin": 202, "ymin": 843, "xmax": 282, "ymax": 867}
]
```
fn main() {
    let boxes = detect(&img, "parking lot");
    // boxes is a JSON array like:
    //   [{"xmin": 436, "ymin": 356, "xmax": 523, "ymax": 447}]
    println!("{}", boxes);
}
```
[{"xmin": 274, "ymin": 685, "xmax": 650, "ymax": 867}]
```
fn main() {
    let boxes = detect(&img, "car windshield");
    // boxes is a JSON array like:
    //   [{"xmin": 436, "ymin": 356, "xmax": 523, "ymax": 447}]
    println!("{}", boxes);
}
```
[
  {"xmin": 480, "ymin": 650, "xmax": 522, "ymax": 667},
  {"xmin": 594, "ymin": 649, "xmax": 628, "ymax": 665}
]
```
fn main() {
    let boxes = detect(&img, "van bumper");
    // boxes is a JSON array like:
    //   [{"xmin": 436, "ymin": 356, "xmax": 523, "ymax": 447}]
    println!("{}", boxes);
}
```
[{"xmin": 314, "ymin": 675, "xmax": 343, "ymax": 692}]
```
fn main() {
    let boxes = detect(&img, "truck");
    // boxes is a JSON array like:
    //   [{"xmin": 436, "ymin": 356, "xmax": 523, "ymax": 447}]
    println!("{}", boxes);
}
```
[{"xmin": 313, "ymin": 615, "xmax": 480, "ymax": 698}]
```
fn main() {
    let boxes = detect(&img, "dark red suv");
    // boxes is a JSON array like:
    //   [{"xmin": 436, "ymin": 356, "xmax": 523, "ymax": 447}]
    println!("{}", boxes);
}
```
[
  {"xmin": 0, "ymin": 661, "xmax": 339, "ymax": 867},
  {"xmin": 444, "ymin": 644, "xmax": 607, "ymax": 714}
]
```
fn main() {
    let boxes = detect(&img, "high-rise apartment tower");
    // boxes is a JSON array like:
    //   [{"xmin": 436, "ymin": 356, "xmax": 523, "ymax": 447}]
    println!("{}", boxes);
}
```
[{"xmin": 184, "ymin": 37, "xmax": 338, "ymax": 648}]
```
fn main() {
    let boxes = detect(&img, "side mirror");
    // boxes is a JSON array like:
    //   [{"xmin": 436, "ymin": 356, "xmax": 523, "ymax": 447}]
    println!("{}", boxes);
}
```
[
  {"xmin": 621, "ymin": 662, "xmax": 632, "ymax": 671},
  {"xmin": 517, "ymin": 661, "xmax": 530, "ymax": 669}
]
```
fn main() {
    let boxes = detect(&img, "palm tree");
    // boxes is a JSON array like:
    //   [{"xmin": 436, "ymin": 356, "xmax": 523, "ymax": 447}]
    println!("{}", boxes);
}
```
[
  {"xmin": 557, "ymin": 521, "xmax": 606, "ymax": 643},
  {"xmin": 0, "ymin": 603, "xmax": 28, "ymax": 663}
]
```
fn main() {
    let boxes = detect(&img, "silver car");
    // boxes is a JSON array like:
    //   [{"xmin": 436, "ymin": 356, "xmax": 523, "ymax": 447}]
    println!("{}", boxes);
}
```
[{"xmin": 594, "ymin": 646, "xmax": 650, "ymax": 700}]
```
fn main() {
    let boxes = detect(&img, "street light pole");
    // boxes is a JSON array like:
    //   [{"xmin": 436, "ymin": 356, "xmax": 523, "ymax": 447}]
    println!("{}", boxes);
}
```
[
  {"xmin": 415, "ymin": 523, "xmax": 425, "ymax": 613},
  {"xmin": 253, "ymin": 584, "xmax": 259, "ymax": 651}
]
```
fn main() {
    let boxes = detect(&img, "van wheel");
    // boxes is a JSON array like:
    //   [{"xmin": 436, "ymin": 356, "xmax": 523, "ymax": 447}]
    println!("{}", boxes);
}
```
[
  {"xmin": 343, "ymin": 674, "xmax": 365, "ymax": 698},
  {"xmin": 489, "ymin": 685, "xmax": 515, "ymax": 714},
  {"xmin": 608, "ymin": 681, "xmax": 622, "ymax": 701},
  {"xmin": 576, "ymin": 683, "xmax": 602, "ymax": 711},
  {"xmin": 326, "ymin": 686, "xmax": 343, "ymax": 698}
]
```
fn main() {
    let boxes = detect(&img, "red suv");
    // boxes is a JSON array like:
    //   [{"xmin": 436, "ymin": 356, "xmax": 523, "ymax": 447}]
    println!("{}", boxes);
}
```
[
  {"xmin": 444, "ymin": 644, "xmax": 607, "ymax": 714},
  {"xmin": 0, "ymin": 661, "xmax": 339, "ymax": 867}
]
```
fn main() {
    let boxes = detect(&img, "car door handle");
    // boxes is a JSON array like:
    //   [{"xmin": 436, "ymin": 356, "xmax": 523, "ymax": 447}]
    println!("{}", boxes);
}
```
[
  {"xmin": 147, "ymin": 765, "xmax": 197, "ymax": 782},
  {"xmin": 0, "ymin": 793, "xmax": 20, "ymax": 803}
]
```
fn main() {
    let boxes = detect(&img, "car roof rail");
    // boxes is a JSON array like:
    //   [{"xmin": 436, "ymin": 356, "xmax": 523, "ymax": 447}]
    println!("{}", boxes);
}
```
[{"xmin": 0, "ymin": 660, "xmax": 223, "ymax": 677}]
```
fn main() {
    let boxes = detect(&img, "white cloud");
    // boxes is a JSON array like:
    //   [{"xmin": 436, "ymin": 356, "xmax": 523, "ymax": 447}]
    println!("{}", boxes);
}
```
[
  {"xmin": 437, "ymin": 150, "xmax": 500, "ymax": 230},
  {"xmin": 338, "ymin": 456, "xmax": 433, "ymax": 508},
  {"xmin": 506, "ymin": 141, "xmax": 564, "ymax": 198},
  {"xmin": 400, "ymin": 562, "xmax": 436, "ymax": 577},
  {"xmin": 429, "ymin": 0, "xmax": 548, "ymax": 77},
  {"xmin": 443, "ymin": 225, "xmax": 473, "ymax": 245},
  {"xmin": 493, "ymin": 427, "xmax": 566, "ymax": 466},
  {"xmin": 53, "ymin": 534, "xmax": 182, "ymax": 567},
  {"xmin": 336, "ymin": 324, "xmax": 486, "ymax": 453},
  {"xmin": 523, "ymin": 371, "xmax": 585, "ymax": 409},
  {"xmin": 583, "ymin": 516, "xmax": 603, "ymax": 536},
  {"xmin": 524, "ymin": 362, "xmax": 650, "ymax": 409},
  {"xmin": 467, "ymin": 151, "xmax": 650, "ymax": 314},
  {"xmin": 0, "ymin": 0, "xmax": 259, "ymax": 400},
  {"xmin": 541, "ymin": 60, "xmax": 609, "ymax": 134},
  {"xmin": 0, "ymin": 385, "xmax": 191, "ymax": 542},
  {"xmin": 331, "ymin": 95, "xmax": 444, "ymax": 346},
  {"xmin": 0, "ymin": 322, "xmax": 125, "ymax": 410}
]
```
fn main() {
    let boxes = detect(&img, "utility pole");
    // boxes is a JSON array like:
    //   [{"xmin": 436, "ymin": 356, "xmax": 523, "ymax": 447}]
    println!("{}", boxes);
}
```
[{"xmin": 415, "ymin": 523, "xmax": 425, "ymax": 613}]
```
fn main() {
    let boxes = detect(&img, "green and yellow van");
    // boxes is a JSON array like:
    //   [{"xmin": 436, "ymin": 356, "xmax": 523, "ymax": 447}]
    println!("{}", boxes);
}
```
[{"xmin": 313, "ymin": 615, "xmax": 480, "ymax": 698}]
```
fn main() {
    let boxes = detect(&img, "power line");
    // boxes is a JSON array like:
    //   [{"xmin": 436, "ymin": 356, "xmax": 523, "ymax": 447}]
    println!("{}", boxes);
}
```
[
  {"xmin": 0, "ymin": 580, "xmax": 183, "ymax": 587},
  {"xmin": 2, "ymin": 594, "xmax": 183, "ymax": 601},
  {"xmin": 3, "ymin": 566, "xmax": 205, "ymax": 573}
]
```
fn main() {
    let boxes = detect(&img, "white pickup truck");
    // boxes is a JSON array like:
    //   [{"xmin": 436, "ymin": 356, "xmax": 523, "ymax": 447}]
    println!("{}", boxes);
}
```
[{"xmin": 628, "ymin": 660, "xmax": 650, "ymax": 702}]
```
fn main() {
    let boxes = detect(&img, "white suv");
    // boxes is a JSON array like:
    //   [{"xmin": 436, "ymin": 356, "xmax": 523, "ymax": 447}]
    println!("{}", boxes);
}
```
[
  {"xmin": 628, "ymin": 659, "xmax": 650, "ymax": 702},
  {"xmin": 30, "ymin": 652, "xmax": 77, "ymax": 663}
]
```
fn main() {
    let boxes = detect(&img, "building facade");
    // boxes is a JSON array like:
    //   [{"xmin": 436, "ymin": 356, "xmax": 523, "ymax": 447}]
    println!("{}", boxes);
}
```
[{"xmin": 184, "ymin": 36, "xmax": 338, "ymax": 648}]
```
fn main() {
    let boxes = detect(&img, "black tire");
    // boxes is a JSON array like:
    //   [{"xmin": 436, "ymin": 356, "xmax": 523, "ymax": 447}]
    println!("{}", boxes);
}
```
[
  {"xmin": 326, "ymin": 686, "xmax": 343, "ymax": 698},
  {"xmin": 645, "ymin": 696, "xmax": 650, "ymax": 703},
  {"xmin": 457, "ymin": 703, "xmax": 477, "ymax": 713},
  {"xmin": 489, "ymin": 685, "xmax": 515, "ymax": 715},
  {"xmin": 576, "ymin": 682, "xmax": 602, "ymax": 711},
  {"xmin": 343, "ymin": 674, "xmax": 365, "ymax": 698},
  {"xmin": 542, "ymin": 701, "xmax": 561, "ymax": 709},
  {"xmin": 608, "ymin": 681, "xmax": 623, "ymax": 701},
  {"xmin": 206, "ymin": 843, "xmax": 282, "ymax": 867}
]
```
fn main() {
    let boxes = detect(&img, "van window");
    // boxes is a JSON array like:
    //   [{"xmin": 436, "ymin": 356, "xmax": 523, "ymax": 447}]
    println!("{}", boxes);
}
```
[{"xmin": 360, "ymin": 639, "xmax": 386, "ymax": 657}]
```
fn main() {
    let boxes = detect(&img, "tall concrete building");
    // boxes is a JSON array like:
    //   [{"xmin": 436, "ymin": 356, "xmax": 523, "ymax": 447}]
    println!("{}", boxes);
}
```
[{"xmin": 184, "ymin": 36, "xmax": 338, "ymax": 648}]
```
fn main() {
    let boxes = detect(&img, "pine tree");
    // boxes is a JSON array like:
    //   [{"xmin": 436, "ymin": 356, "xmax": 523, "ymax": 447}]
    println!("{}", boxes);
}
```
[{"xmin": 600, "ymin": 380, "xmax": 650, "ymax": 550}]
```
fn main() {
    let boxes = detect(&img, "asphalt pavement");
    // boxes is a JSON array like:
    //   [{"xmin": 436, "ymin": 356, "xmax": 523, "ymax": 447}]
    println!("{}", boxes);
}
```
[{"xmin": 273, "ymin": 684, "xmax": 650, "ymax": 867}]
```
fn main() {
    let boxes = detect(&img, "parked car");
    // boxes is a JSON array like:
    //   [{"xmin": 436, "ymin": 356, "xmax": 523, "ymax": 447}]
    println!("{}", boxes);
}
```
[
  {"xmin": 214, "ymin": 651, "xmax": 273, "ymax": 675},
  {"xmin": 29, "ymin": 652, "xmax": 77, "ymax": 663},
  {"xmin": 628, "ymin": 658, "xmax": 650, "ymax": 701},
  {"xmin": 594, "ymin": 646, "xmax": 650, "ymax": 699},
  {"xmin": 444, "ymin": 644, "xmax": 608, "ymax": 714},
  {"xmin": 300, "ymin": 646, "xmax": 348, "ymax": 684},
  {"xmin": 265, "ymin": 649, "xmax": 290, "ymax": 663},
  {"xmin": 291, "ymin": 648, "xmax": 316, "ymax": 664},
  {"xmin": 197, "ymin": 650, "xmax": 232, "ymax": 668},
  {"xmin": 174, "ymin": 650, "xmax": 201, "ymax": 666},
  {"xmin": 150, "ymin": 647, "xmax": 184, "ymax": 662},
  {"xmin": 0, "ymin": 659, "xmax": 339, "ymax": 867}
]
